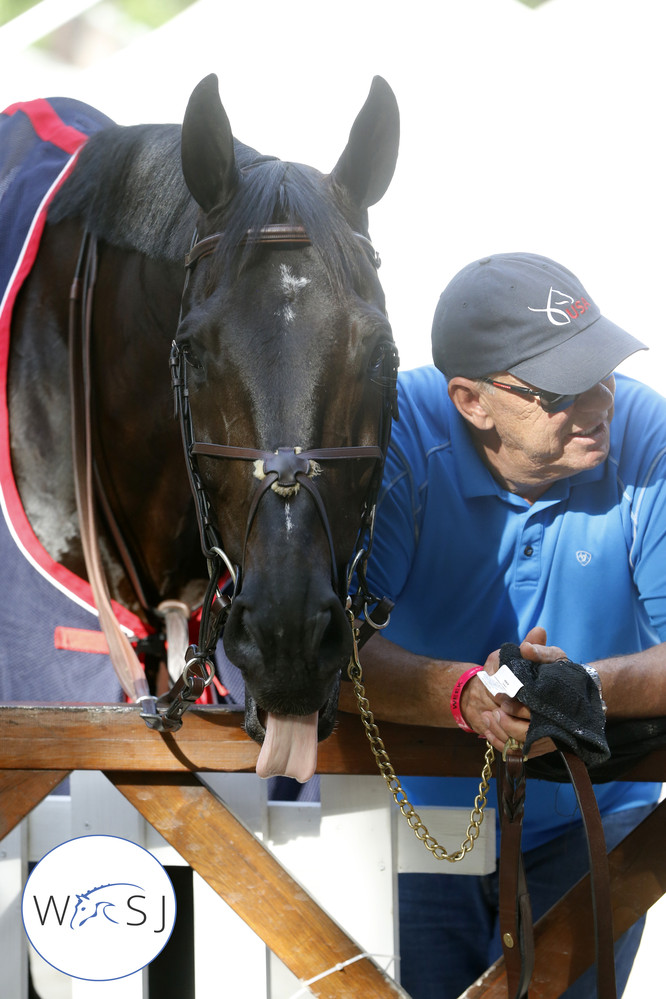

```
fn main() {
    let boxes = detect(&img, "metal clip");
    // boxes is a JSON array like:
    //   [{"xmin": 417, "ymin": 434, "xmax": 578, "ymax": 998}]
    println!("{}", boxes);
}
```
[{"xmin": 502, "ymin": 737, "xmax": 526, "ymax": 762}]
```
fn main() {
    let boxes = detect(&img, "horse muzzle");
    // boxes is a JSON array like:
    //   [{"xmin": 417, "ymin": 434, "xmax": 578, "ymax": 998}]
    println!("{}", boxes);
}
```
[{"xmin": 223, "ymin": 583, "xmax": 350, "ymax": 780}]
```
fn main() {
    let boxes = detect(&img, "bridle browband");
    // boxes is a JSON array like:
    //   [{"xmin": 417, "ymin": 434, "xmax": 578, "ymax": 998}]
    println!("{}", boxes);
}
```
[
  {"xmin": 69, "ymin": 222, "xmax": 397, "ymax": 732},
  {"xmin": 183, "ymin": 223, "xmax": 382, "ymax": 270}
]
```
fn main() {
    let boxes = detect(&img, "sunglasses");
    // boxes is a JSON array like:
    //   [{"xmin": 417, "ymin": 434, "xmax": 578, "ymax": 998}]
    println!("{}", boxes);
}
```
[{"xmin": 480, "ymin": 378, "xmax": 578, "ymax": 414}]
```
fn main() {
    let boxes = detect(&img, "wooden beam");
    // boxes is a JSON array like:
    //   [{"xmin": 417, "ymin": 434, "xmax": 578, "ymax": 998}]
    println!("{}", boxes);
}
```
[
  {"xmin": 0, "ymin": 703, "xmax": 491, "ymax": 777},
  {"xmin": 2, "ymin": 704, "xmax": 665, "ymax": 780},
  {"xmin": 107, "ymin": 771, "xmax": 405, "ymax": 998},
  {"xmin": 0, "ymin": 769, "xmax": 71, "ymax": 839},
  {"xmin": 2, "ymin": 703, "xmax": 665, "ymax": 997}
]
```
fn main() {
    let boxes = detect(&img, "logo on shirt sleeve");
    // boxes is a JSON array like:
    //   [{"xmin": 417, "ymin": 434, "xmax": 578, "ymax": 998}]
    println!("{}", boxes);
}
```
[{"xmin": 575, "ymin": 550, "xmax": 592, "ymax": 566}]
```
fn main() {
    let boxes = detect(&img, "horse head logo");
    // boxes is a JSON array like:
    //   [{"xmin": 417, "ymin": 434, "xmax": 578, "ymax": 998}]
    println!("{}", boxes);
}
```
[
  {"xmin": 576, "ymin": 550, "xmax": 592, "ymax": 566},
  {"xmin": 528, "ymin": 287, "xmax": 576, "ymax": 326},
  {"xmin": 69, "ymin": 883, "xmax": 143, "ymax": 929}
]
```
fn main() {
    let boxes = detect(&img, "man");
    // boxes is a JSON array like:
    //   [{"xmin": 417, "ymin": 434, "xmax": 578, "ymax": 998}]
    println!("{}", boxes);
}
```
[{"xmin": 342, "ymin": 252, "xmax": 665, "ymax": 997}]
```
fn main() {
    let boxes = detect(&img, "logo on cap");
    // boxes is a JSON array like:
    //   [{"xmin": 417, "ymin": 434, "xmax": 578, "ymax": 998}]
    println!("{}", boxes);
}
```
[{"xmin": 528, "ymin": 287, "xmax": 591, "ymax": 327}]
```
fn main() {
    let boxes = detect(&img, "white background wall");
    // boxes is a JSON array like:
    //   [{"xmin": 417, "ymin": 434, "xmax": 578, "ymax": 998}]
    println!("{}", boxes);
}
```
[{"xmin": 3, "ymin": 0, "xmax": 665, "ymax": 385}]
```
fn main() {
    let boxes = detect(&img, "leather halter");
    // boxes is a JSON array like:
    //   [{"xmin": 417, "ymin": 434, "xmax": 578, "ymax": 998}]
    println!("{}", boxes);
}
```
[
  {"xmin": 154, "ymin": 222, "xmax": 397, "ymax": 729},
  {"xmin": 68, "ymin": 221, "xmax": 396, "ymax": 732}
]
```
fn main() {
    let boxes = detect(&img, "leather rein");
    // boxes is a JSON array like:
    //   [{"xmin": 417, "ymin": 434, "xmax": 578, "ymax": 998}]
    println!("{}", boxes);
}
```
[
  {"xmin": 498, "ymin": 744, "xmax": 617, "ymax": 999},
  {"xmin": 68, "ymin": 223, "xmax": 397, "ymax": 732}
]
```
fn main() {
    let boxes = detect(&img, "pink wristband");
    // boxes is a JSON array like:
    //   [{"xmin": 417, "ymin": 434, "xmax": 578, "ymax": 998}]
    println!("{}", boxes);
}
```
[{"xmin": 450, "ymin": 666, "xmax": 484, "ymax": 733}]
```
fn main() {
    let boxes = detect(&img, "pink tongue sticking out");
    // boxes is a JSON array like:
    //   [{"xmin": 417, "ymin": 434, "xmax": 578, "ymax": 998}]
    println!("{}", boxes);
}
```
[{"xmin": 255, "ymin": 711, "xmax": 319, "ymax": 783}]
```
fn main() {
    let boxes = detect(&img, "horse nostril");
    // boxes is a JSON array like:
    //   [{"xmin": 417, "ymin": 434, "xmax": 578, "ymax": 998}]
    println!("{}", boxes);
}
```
[
  {"xmin": 308, "ymin": 608, "xmax": 333, "ymax": 661},
  {"xmin": 315, "ymin": 599, "xmax": 353, "ymax": 669}
]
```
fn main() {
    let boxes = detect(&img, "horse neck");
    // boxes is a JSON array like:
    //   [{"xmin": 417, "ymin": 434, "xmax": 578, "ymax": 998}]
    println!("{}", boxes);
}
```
[
  {"xmin": 10, "ymin": 222, "xmax": 205, "ymax": 617},
  {"xmin": 89, "ymin": 241, "xmax": 208, "ymax": 612}
]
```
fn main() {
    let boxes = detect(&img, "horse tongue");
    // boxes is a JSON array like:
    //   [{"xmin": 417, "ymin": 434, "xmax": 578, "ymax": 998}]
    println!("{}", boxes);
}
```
[{"xmin": 256, "ymin": 711, "xmax": 319, "ymax": 783}]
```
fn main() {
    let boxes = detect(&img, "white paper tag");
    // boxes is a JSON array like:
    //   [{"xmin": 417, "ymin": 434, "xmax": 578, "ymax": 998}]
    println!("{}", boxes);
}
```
[{"xmin": 477, "ymin": 664, "xmax": 524, "ymax": 699}]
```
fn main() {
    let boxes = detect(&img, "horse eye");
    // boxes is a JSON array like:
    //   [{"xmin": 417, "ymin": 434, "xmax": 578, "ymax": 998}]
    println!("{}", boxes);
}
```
[{"xmin": 368, "ymin": 345, "xmax": 386, "ymax": 373}]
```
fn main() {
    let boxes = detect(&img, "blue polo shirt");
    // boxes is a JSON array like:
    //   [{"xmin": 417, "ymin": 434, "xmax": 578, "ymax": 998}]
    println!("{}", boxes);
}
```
[{"xmin": 366, "ymin": 366, "xmax": 664, "ymax": 852}]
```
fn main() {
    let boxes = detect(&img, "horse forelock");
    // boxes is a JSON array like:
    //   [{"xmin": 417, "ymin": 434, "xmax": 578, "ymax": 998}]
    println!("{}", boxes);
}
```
[
  {"xmin": 199, "ymin": 160, "xmax": 381, "ymax": 442},
  {"xmin": 204, "ymin": 157, "xmax": 368, "ymax": 294}
]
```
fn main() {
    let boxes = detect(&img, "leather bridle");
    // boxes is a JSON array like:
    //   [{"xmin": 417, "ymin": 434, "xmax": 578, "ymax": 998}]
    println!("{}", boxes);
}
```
[
  {"xmin": 69, "ymin": 222, "xmax": 398, "ymax": 731},
  {"xmin": 165, "ymin": 223, "xmax": 399, "ymax": 715}
]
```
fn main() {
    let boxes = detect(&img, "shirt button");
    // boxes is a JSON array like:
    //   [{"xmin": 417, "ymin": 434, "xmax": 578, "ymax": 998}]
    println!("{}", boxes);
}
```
[{"xmin": 524, "ymin": 546, "xmax": 534, "ymax": 557}]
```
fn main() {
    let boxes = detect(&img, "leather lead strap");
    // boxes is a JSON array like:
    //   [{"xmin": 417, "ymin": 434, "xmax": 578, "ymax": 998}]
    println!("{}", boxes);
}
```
[
  {"xmin": 498, "ymin": 750, "xmax": 534, "ymax": 999},
  {"xmin": 69, "ymin": 232, "xmax": 208, "ymax": 730},
  {"xmin": 559, "ymin": 750, "xmax": 617, "ymax": 999},
  {"xmin": 498, "ymin": 747, "xmax": 617, "ymax": 999}
]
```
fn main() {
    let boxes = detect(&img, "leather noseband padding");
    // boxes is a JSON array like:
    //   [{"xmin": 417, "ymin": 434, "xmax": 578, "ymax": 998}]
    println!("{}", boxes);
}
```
[{"xmin": 263, "ymin": 448, "xmax": 311, "ymax": 487}]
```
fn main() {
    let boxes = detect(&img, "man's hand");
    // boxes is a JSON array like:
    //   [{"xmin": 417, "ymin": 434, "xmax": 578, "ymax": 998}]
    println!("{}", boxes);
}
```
[{"xmin": 461, "ymin": 626, "xmax": 566, "ymax": 757}]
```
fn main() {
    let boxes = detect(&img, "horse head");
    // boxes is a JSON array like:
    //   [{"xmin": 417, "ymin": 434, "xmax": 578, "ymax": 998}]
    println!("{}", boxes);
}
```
[{"xmin": 177, "ymin": 75, "xmax": 399, "ymax": 779}]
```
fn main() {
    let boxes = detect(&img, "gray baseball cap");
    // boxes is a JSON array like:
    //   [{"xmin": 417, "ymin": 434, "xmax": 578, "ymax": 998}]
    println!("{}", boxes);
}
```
[{"xmin": 431, "ymin": 252, "xmax": 647, "ymax": 394}]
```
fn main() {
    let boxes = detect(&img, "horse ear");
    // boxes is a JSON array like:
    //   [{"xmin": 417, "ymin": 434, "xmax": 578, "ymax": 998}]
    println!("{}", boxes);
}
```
[
  {"xmin": 181, "ymin": 74, "xmax": 240, "ymax": 213},
  {"xmin": 330, "ymin": 76, "xmax": 399, "ymax": 210}
]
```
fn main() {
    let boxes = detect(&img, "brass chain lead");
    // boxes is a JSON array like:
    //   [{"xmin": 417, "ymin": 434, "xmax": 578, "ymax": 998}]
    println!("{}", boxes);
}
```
[{"xmin": 347, "ymin": 615, "xmax": 495, "ymax": 863}]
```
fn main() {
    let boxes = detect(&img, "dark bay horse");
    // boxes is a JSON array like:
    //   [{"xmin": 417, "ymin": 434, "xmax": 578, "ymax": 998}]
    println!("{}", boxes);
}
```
[{"xmin": 6, "ymin": 74, "xmax": 399, "ymax": 779}]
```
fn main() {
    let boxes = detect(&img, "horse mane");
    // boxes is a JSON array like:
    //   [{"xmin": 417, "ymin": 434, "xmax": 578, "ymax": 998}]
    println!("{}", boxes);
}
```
[
  {"xmin": 49, "ymin": 123, "xmax": 192, "ymax": 262},
  {"xmin": 49, "ymin": 122, "xmax": 366, "ymax": 290}
]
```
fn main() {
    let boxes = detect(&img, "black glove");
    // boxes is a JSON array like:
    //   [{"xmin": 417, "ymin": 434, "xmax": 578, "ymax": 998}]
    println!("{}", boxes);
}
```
[{"xmin": 498, "ymin": 643, "xmax": 609, "ymax": 768}]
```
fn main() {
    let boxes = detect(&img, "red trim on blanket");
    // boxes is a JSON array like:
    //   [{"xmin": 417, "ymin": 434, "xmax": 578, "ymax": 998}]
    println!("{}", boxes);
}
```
[
  {"xmin": 3, "ymin": 99, "xmax": 91, "ymax": 155},
  {"xmin": 0, "ymin": 122, "xmax": 148, "ymax": 640},
  {"xmin": 54, "ymin": 626, "xmax": 110, "ymax": 654}
]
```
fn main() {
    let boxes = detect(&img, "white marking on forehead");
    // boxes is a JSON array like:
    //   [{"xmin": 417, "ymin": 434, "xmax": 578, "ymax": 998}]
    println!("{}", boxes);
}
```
[
  {"xmin": 277, "ymin": 264, "xmax": 310, "ymax": 325},
  {"xmin": 285, "ymin": 501, "xmax": 293, "ymax": 533},
  {"xmin": 280, "ymin": 263, "xmax": 310, "ymax": 296}
]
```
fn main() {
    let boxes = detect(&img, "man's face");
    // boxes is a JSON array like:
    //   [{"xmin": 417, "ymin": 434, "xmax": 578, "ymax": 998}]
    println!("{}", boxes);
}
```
[{"xmin": 472, "ymin": 374, "xmax": 616, "ymax": 498}]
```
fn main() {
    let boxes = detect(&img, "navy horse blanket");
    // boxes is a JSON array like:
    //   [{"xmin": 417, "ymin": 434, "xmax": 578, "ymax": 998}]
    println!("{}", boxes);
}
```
[{"xmin": 0, "ymin": 98, "xmax": 140, "ymax": 703}]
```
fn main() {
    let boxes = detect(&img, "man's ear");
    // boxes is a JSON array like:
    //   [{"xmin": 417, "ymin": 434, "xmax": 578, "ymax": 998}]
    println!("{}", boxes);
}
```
[{"xmin": 448, "ymin": 377, "xmax": 496, "ymax": 430}]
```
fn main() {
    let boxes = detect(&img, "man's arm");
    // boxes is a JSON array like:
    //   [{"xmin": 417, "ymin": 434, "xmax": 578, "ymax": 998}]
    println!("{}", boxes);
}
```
[
  {"xmin": 338, "ymin": 631, "xmax": 476, "ymax": 727},
  {"xmin": 594, "ymin": 642, "xmax": 666, "ymax": 718},
  {"xmin": 338, "ymin": 627, "xmax": 561, "ymax": 756}
]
